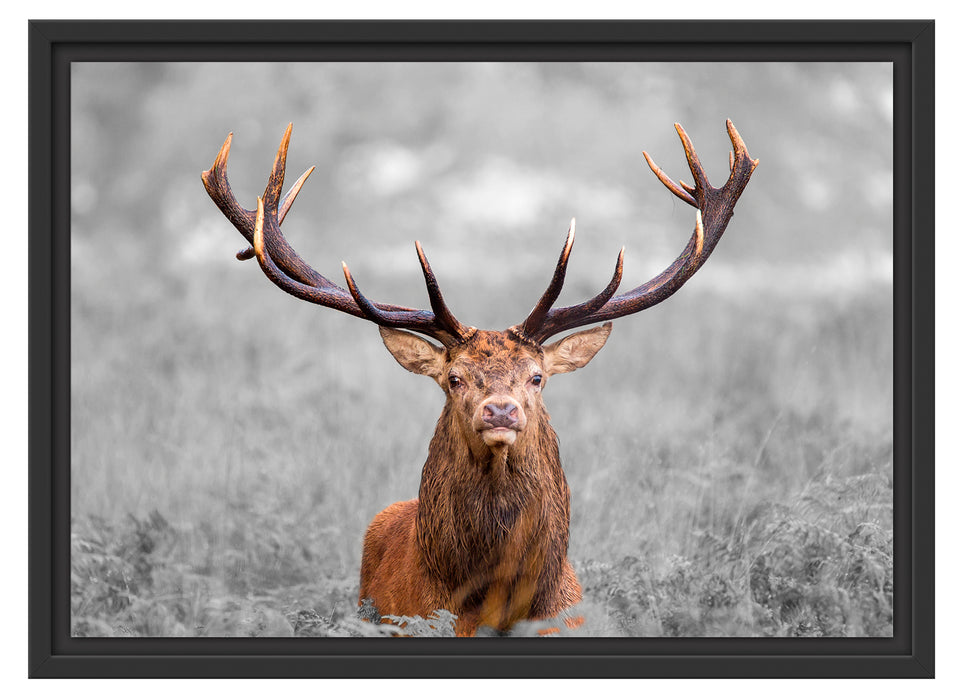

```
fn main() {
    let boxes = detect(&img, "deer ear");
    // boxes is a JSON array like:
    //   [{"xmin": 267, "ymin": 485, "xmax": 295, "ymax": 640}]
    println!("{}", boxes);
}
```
[
  {"xmin": 379, "ymin": 327, "xmax": 446, "ymax": 379},
  {"xmin": 542, "ymin": 322, "xmax": 612, "ymax": 375}
]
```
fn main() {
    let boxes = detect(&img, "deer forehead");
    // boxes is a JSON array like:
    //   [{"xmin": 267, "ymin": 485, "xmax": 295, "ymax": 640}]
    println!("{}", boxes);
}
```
[{"xmin": 448, "ymin": 331, "xmax": 544, "ymax": 382}]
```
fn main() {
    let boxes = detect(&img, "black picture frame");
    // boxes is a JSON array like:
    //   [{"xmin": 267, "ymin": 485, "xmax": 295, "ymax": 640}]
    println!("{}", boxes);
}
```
[{"xmin": 28, "ymin": 19, "xmax": 934, "ymax": 678}]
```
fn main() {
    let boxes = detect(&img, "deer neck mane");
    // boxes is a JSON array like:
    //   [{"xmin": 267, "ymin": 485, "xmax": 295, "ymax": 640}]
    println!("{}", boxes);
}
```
[{"xmin": 414, "ymin": 401, "xmax": 571, "ymax": 594}]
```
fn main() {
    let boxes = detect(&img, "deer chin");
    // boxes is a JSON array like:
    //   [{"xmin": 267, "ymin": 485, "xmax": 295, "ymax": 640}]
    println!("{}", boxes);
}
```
[{"xmin": 480, "ymin": 426, "xmax": 518, "ymax": 447}]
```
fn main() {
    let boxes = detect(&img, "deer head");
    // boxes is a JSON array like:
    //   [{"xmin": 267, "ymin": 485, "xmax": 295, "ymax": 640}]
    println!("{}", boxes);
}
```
[
  {"xmin": 201, "ymin": 121, "xmax": 757, "ymax": 634},
  {"xmin": 379, "ymin": 322, "xmax": 609, "ymax": 456}
]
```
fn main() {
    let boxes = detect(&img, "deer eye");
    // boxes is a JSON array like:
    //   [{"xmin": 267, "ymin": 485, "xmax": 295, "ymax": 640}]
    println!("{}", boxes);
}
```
[
  {"xmin": 448, "ymin": 374, "xmax": 463, "ymax": 389},
  {"xmin": 530, "ymin": 374, "xmax": 543, "ymax": 387}
]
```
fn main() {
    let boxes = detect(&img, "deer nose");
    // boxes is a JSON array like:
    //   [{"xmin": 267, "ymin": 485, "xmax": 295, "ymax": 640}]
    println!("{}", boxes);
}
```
[{"xmin": 483, "ymin": 402, "xmax": 519, "ymax": 429}]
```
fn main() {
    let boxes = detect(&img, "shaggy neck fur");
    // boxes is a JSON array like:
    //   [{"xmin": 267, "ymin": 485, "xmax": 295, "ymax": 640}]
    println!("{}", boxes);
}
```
[{"xmin": 415, "ymin": 400, "xmax": 572, "ymax": 618}]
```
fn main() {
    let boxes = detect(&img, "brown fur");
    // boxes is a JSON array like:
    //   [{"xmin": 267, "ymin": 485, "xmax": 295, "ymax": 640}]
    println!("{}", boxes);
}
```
[{"xmin": 359, "ymin": 326, "xmax": 610, "ymax": 636}]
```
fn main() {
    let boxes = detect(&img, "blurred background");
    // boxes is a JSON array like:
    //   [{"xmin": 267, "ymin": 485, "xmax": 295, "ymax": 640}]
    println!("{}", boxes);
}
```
[{"xmin": 71, "ymin": 62, "xmax": 893, "ymax": 637}]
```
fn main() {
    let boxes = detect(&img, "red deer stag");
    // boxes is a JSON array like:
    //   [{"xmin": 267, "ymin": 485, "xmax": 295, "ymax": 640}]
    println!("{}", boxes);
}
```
[{"xmin": 202, "ymin": 121, "xmax": 757, "ymax": 636}]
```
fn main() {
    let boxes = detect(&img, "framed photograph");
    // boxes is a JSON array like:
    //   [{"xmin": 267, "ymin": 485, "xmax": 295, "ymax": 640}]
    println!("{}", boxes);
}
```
[{"xmin": 29, "ymin": 20, "xmax": 934, "ymax": 677}]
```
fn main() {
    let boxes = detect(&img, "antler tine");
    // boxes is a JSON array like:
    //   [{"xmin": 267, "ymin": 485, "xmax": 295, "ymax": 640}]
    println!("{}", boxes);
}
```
[
  {"xmin": 642, "ymin": 150, "xmax": 696, "ymax": 207},
  {"xmin": 263, "ymin": 123, "xmax": 292, "ymax": 209},
  {"xmin": 202, "ymin": 132, "xmax": 256, "ymax": 235},
  {"xmin": 724, "ymin": 118, "xmax": 760, "ymax": 192},
  {"xmin": 415, "ymin": 241, "xmax": 474, "ymax": 340},
  {"xmin": 279, "ymin": 166, "xmax": 316, "ymax": 224},
  {"xmin": 341, "ymin": 260, "xmax": 390, "ymax": 324},
  {"xmin": 693, "ymin": 209, "xmax": 705, "ymax": 258},
  {"xmin": 674, "ymin": 123, "xmax": 712, "ymax": 193},
  {"xmin": 519, "ymin": 121, "xmax": 757, "ymax": 343},
  {"xmin": 520, "ymin": 219, "xmax": 575, "ymax": 337}
]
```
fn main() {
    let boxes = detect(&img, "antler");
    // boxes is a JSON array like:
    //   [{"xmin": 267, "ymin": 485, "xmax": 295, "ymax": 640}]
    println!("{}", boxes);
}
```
[
  {"xmin": 202, "ymin": 124, "xmax": 474, "ymax": 347},
  {"xmin": 515, "ymin": 120, "xmax": 758, "ymax": 344}
]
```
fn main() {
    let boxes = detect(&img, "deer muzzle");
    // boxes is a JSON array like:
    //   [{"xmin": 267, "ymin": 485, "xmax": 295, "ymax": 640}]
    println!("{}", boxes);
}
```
[{"xmin": 475, "ymin": 397, "xmax": 527, "ymax": 447}]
